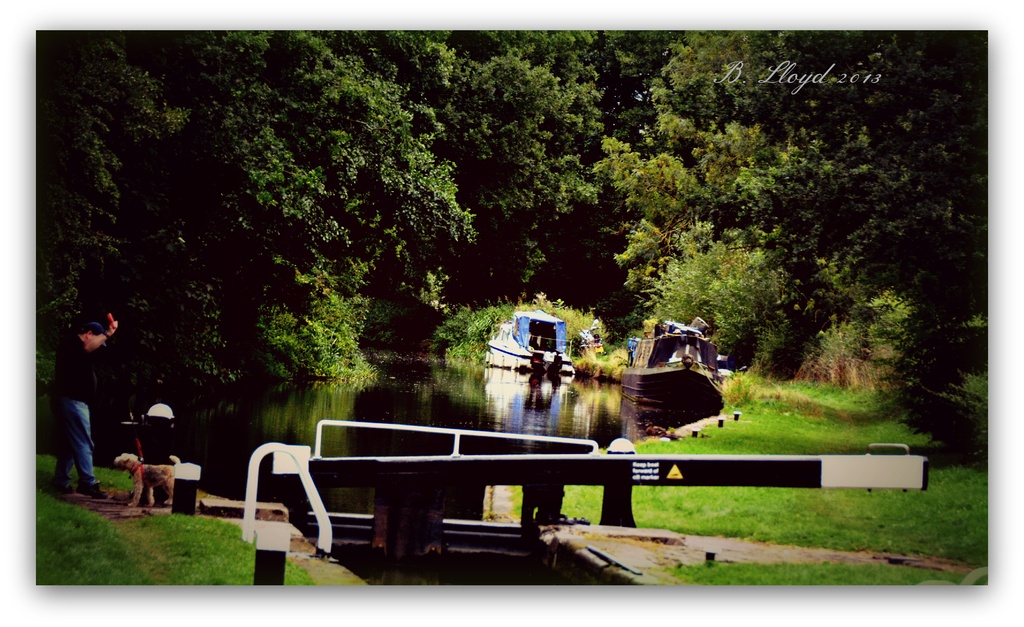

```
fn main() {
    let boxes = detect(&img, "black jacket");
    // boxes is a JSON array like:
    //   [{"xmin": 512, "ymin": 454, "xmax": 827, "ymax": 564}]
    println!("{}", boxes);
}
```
[{"xmin": 53, "ymin": 333, "xmax": 101, "ymax": 404}]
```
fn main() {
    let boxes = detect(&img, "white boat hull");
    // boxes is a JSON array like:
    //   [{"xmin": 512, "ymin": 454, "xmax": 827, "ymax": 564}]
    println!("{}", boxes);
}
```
[{"xmin": 487, "ymin": 341, "xmax": 574, "ymax": 376}]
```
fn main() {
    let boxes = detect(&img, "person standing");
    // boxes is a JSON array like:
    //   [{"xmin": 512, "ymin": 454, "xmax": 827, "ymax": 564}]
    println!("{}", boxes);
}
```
[{"xmin": 51, "ymin": 314, "xmax": 119, "ymax": 498}]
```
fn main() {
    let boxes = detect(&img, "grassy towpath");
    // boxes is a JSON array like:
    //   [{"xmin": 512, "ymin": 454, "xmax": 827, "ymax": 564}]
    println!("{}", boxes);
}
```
[
  {"xmin": 34, "ymin": 455, "xmax": 363, "ymax": 585},
  {"xmin": 553, "ymin": 378, "xmax": 988, "ymax": 582}
]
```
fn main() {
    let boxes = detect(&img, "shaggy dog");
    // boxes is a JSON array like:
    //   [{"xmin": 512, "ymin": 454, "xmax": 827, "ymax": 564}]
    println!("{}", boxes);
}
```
[{"xmin": 113, "ymin": 453, "xmax": 181, "ymax": 507}]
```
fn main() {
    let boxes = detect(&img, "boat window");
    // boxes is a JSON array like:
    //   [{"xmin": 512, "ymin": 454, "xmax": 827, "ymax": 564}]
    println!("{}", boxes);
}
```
[{"xmin": 528, "ymin": 320, "xmax": 558, "ymax": 351}]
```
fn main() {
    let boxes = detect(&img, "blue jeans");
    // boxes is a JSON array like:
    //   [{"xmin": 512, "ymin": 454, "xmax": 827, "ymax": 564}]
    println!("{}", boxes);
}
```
[{"xmin": 52, "ymin": 396, "xmax": 98, "ymax": 488}]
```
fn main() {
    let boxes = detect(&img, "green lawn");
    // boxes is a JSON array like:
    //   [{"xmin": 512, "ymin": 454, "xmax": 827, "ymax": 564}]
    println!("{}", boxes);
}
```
[
  {"xmin": 559, "ymin": 379, "xmax": 988, "ymax": 570},
  {"xmin": 35, "ymin": 455, "xmax": 317, "ymax": 585}
]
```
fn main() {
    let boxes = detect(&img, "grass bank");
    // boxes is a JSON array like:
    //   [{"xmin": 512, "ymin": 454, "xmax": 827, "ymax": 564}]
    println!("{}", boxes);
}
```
[
  {"xmin": 35, "ymin": 456, "xmax": 323, "ymax": 585},
  {"xmin": 557, "ymin": 376, "xmax": 987, "ymax": 568}
]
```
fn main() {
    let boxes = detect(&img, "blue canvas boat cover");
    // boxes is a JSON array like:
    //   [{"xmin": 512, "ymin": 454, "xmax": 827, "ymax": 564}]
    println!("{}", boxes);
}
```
[{"xmin": 513, "ymin": 310, "xmax": 568, "ymax": 352}]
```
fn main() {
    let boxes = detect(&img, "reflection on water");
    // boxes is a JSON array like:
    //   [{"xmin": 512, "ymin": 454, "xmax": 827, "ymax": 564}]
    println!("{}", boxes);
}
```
[
  {"xmin": 169, "ymin": 350, "xmax": 716, "ymax": 501},
  {"xmin": 174, "ymin": 352, "xmax": 628, "ymax": 500}
]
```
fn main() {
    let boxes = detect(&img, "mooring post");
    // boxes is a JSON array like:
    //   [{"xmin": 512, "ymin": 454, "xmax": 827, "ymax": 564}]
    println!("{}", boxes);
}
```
[
  {"xmin": 171, "ymin": 461, "xmax": 201, "ymax": 516},
  {"xmin": 600, "ymin": 438, "xmax": 637, "ymax": 527},
  {"xmin": 521, "ymin": 484, "xmax": 566, "ymax": 539},
  {"xmin": 253, "ymin": 524, "xmax": 292, "ymax": 585},
  {"xmin": 372, "ymin": 482, "xmax": 445, "ymax": 561}
]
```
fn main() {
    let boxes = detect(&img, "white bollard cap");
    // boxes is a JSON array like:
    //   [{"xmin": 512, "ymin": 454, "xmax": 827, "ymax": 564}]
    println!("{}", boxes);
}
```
[
  {"xmin": 608, "ymin": 438, "xmax": 636, "ymax": 454},
  {"xmin": 174, "ymin": 462, "xmax": 202, "ymax": 481},
  {"xmin": 255, "ymin": 524, "xmax": 293, "ymax": 552}
]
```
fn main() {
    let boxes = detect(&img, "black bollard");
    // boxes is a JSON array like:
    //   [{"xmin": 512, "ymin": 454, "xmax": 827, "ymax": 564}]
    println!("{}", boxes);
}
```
[
  {"xmin": 601, "ymin": 439, "xmax": 637, "ymax": 527},
  {"xmin": 171, "ymin": 462, "xmax": 201, "ymax": 516},
  {"xmin": 253, "ymin": 525, "xmax": 292, "ymax": 585}
]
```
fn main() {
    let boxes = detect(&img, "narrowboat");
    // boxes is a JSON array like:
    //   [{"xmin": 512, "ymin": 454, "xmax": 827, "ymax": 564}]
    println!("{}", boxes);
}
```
[{"xmin": 622, "ymin": 318, "xmax": 724, "ymax": 414}]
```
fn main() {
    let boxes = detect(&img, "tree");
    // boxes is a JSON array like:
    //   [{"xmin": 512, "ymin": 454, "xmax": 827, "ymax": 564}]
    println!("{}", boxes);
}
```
[
  {"xmin": 599, "ymin": 30, "xmax": 987, "ymax": 446},
  {"xmin": 36, "ymin": 31, "xmax": 189, "ymax": 389},
  {"xmin": 432, "ymin": 31, "xmax": 604, "ymax": 305}
]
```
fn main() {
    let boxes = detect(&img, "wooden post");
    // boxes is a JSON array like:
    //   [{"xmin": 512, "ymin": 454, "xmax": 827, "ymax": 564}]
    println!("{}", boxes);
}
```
[
  {"xmin": 520, "ymin": 484, "xmax": 565, "ymax": 539},
  {"xmin": 601, "ymin": 437, "xmax": 636, "ymax": 527},
  {"xmin": 371, "ymin": 483, "xmax": 445, "ymax": 561},
  {"xmin": 599, "ymin": 481, "xmax": 636, "ymax": 527}
]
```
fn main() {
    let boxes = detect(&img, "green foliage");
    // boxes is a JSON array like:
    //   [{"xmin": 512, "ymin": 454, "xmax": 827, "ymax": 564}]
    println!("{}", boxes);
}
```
[
  {"xmin": 430, "ymin": 303, "xmax": 515, "ymax": 360},
  {"xmin": 433, "ymin": 32, "xmax": 605, "ymax": 304},
  {"xmin": 255, "ymin": 288, "xmax": 374, "ymax": 382}
]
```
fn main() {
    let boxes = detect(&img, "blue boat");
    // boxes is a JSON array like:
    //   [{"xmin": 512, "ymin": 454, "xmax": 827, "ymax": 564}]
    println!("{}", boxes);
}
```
[{"xmin": 486, "ymin": 310, "xmax": 575, "ymax": 376}]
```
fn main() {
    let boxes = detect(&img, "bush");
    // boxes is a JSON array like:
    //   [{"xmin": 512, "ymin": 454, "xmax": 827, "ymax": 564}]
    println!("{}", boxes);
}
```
[
  {"xmin": 648, "ymin": 225, "xmax": 786, "ymax": 368},
  {"xmin": 430, "ymin": 303, "xmax": 515, "ymax": 360},
  {"xmin": 940, "ymin": 370, "xmax": 988, "ymax": 464},
  {"xmin": 573, "ymin": 347, "xmax": 630, "ymax": 380},
  {"xmin": 721, "ymin": 371, "xmax": 758, "ymax": 407},
  {"xmin": 796, "ymin": 322, "xmax": 892, "ymax": 390},
  {"xmin": 255, "ymin": 292, "xmax": 375, "ymax": 382}
]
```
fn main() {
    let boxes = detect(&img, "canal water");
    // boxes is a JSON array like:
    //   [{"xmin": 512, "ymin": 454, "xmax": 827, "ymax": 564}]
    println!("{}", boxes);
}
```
[
  {"xmin": 57, "ymin": 350, "xmax": 710, "ymax": 507},
  {"xmin": 39, "ymin": 350, "xmax": 714, "ymax": 583},
  {"xmin": 173, "ymin": 350, "xmax": 637, "ymax": 502}
]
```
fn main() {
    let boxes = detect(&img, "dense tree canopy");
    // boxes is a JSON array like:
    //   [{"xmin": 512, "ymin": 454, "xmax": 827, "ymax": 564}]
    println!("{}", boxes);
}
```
[{"xmin": 36, "ymin": 30, "xmax": 986, "ymax": 447}]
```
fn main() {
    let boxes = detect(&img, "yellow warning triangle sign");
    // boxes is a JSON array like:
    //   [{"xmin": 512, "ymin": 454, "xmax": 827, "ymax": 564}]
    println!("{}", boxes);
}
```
[{"xmin": 666, "ymin": 464, "xmax": 683, "ymax": 480}]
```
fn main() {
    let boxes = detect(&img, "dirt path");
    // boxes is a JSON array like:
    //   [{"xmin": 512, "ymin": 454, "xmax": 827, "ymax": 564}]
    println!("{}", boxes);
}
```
[
  {"xmin": 57, "ymin": 489, "xmax": 176, "ymax": 522},
  {"xmin": 567, "ymin": 524, "xmax": 975, "ymax": 578}
]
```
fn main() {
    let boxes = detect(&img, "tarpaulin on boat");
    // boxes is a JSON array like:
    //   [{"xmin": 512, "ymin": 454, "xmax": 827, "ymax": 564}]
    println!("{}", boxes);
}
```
[
  {"xmin": 634, "ymin": 332, "xmax": 719, "ymax": 369},
  {"xmin": 513, "ymin": 310, "xmax": 568, "ymax": 352}
]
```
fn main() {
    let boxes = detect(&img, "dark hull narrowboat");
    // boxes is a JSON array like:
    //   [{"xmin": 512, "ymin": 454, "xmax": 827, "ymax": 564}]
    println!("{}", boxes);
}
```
[{"xmin": 622, "ymin": 319, "xmax": 725, "ymax": 415}]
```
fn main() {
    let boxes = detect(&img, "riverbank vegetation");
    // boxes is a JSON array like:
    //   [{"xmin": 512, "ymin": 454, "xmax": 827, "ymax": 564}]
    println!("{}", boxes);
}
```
[
  {"xmin": 37, "ymin": 30, "xmax": 986, "ymax": 456},
  {"xmin": 557, "ymin": 376, "xmax": 988, "ymax": 572}
]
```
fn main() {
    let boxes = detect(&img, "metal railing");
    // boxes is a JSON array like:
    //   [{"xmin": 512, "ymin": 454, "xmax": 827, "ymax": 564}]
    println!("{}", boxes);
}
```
[
  {"xmin": 242, "ymin": 421, "xmax": 600, "ymax": 555},
  {"xmin": 241, "ymin": 443, "xmax": 332, "ymax": 555},
  {"xmin": 312, "ymin": 419, "xmax": 600, "ymax": 459}
]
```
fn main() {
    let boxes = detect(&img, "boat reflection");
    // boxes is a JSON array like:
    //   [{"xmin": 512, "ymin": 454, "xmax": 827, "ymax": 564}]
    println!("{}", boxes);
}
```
[{"xmin": 481, "ymin": 367, "xmax": 632, "ymax": 448}]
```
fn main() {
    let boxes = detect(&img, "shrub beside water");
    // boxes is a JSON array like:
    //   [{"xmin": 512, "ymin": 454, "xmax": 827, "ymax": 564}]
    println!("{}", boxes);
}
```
[
  {"xmin": 255, "ymin": 292, "xmax": 377, "ymax": 383},
  {"xmin": 430, "ymin": 303, "xmax": 516, "ymax": 360}
]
